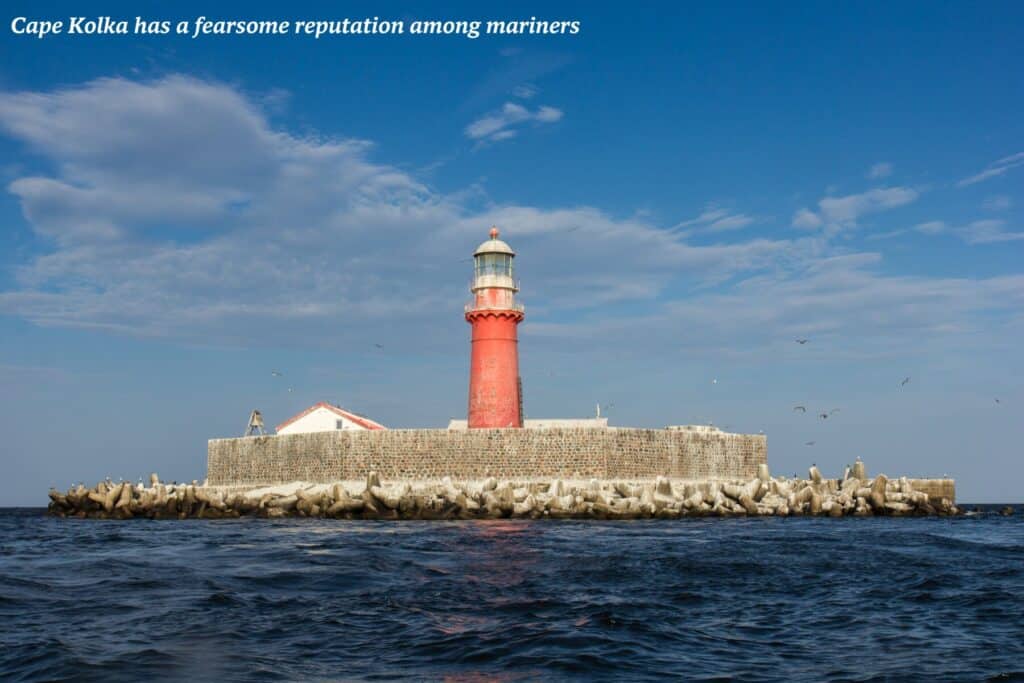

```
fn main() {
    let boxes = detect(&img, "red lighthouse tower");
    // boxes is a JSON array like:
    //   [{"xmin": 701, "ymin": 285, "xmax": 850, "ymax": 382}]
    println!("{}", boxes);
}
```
[{"xmin": 465, "ymin": 227, "xmax": 525, "ymax": 428}]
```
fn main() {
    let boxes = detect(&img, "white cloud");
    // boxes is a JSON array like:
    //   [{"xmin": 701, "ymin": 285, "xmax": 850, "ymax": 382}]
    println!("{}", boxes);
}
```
[
  {"xmin": 867, "ymin": 162, "xmax": 892, "ymax": 179},
  {"xmin": 676, "ymin": 207, "xmax": 728, "ymax": 228},
  {"xmin": 706, "ymin": 214, "xmax": 754, "ymax": 232},
  {"xmin": 534, "ymin": 105, "xmax": 563, "ymax": 123},
  {"xmin": 957, "ymin": 152, "xmax": 1024, "ymax": 187},
  {"xmin": 464, "ymin": 102, "xmax": 563, "ymax": 144},
  {"xmin": 864, "ymin": 229, "xmax": 907, "ymax": 241},
  {"xmin": 674, "ymin": 204, "xmax": 755, "ymax": 234},
  {"xmin": 911, "ymin": 218, "xmax": 1024, "ymax": 244},
  {"xmin": 817, "ymin": 187, "xmax": 918, "ymax": 226},
  {"xmin": 0, "ymin": 76, "xmax": 792, "ymax": 345},
  {"xmin": 914, "ymin": 220, "xmax": 946, "ymax": 235},
  {"xmin": 791, "ymin": 208, "xmax": 823, "ymax": 230},
  {"xmin": 791, "ymin": 188, "xmax": 917, "ymax": 234},
  {"xmin": 530, "ymin": 252, "xmax": 1024, "ymax": 360},
  {"xmin": 959, "ymin": 219, "xmax": 1024, "ymax": 244},
  {"xmin": 982, "ymin": 195, "xmax": 1012, "ymax": 211},
  {"xmin": 511, "ymin": 84, "xmax": 537, "ymax": 99},
  {"xmin": 0, "ymin": 74, "xmax": 1020, "ymax": 365}
]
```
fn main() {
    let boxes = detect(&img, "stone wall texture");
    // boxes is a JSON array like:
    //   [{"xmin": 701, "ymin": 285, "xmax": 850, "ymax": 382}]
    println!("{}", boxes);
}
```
[
  {"xmin": 207, "ymin": 428, "xmax": 768, "ymax": 486},
  {"xmin": 906, "ymin": 478, "xmax": 956, "ymax": 503}
]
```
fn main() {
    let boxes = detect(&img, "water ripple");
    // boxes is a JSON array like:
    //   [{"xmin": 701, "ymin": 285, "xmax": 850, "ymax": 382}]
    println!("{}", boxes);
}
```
[{"xmin": 0, "ymin": 508, "xmax": 1022, "ymax": 681}]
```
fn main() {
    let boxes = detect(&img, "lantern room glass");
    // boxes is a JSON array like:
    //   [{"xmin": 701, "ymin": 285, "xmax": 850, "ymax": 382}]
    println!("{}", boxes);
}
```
[{"xmin": 475, "ymin": 253, "xmax": 513, "ymax": 278}]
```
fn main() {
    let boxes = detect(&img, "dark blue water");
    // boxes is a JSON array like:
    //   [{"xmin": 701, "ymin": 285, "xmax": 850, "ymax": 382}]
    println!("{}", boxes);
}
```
[{"xmin": 2, "ymin": 508, "xmax": 1023, "ymax": 682}]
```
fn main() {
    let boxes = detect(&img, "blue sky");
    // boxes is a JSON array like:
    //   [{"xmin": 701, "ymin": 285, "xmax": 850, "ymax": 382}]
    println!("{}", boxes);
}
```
[{"xmin": 1, "ymin": 1, "xmax": 1022, "ymax": 504}]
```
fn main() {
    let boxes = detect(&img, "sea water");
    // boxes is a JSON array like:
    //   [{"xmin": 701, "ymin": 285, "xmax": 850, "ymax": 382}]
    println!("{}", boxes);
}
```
[{"xmin": 1, "ymin": 508, "xmax": 1022, "ymax": 681}]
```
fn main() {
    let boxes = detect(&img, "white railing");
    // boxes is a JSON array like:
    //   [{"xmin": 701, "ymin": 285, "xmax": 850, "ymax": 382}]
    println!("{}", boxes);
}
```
[
  {"xmin": 469, "ymin": 277, "xmax": 520, "ymax": 292},
  {"xmin": 465, "ymin": 302, "xmax": 525, "ymax": 314}
]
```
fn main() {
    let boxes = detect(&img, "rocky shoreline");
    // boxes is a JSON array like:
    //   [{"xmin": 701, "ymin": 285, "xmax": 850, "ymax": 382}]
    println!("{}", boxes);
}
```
[{"xmin": 48, "ymin": 462, "xmax": 959, "ymax": 520}]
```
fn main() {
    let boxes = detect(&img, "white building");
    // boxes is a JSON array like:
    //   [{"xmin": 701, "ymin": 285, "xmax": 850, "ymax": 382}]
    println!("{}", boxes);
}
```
[{"xmin": 276, "ymin": 402, "xmax": 386, "ymax": 435}]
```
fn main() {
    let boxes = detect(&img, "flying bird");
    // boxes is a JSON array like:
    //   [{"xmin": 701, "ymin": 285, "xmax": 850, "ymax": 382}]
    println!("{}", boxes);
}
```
[
  {"xmin": 994, "ymin": 398, "xmax": 1000, "ymax": 404},
  {"xmin": 793, "ymin": 405, "xmax": 806, "ymax": 413},
  {"xmin": 819, "ymin": 409, "xmax": 839, "ymax": 419},
  {"xmin": 712, "ymin": 378, "xmax": 718, "ymax": 384},
  {"xmin": 901, "ymin": 377, "xmax": 910, "ymax": 387},
  {"xmin": 374, "ymin": 343, "xmax": 384, "ymax": 349},
  {"xmin": 795, "ymin": 339, "xmax": 809, "ymax": 345},
  {"xmin": 271, "ymin": 370, "xmax": 283, "ymax": 377},
  {"xmin": 805, "ymin": 441, "xmax": 815, "ymax": 446}
]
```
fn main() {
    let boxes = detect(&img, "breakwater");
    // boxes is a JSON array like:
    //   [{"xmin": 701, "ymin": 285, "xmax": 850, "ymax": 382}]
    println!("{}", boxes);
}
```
[
  {"xmin": 48, "ymin": 464, "xmax": 958, "ymax": 520},
  {"xmin": 207, "ymin": 426, "xmax": 767, "ymax": 485}
]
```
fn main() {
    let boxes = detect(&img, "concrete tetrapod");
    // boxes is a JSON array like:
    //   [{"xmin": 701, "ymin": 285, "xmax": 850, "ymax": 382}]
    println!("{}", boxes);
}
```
[{"xmin": 46, "ymin": 462, "xmax": 959, "ymax": 520}]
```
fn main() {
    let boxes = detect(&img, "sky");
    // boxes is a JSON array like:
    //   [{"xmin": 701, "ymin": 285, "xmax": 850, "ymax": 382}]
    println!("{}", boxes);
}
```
[{"xmin": 0, "ymin": 1, "xmax": 1021, "ymax": 505}]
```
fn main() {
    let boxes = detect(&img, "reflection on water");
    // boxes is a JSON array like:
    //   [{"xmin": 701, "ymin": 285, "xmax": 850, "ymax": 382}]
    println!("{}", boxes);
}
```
[{"xmin": 0, "ymin": 509, "xmax": 1022, "ymax": 681}]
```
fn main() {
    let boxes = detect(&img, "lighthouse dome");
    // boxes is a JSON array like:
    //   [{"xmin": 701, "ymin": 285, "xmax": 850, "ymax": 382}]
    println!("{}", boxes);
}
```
[{"xmin": 474, "ymin": 227, "xmax": 515, "ymax": 256}]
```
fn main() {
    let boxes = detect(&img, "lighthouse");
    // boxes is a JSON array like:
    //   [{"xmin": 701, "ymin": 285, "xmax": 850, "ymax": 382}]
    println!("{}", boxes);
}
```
[{"xmin": 465, "ymin": 227, "xmax": 525, "ymax": 428}]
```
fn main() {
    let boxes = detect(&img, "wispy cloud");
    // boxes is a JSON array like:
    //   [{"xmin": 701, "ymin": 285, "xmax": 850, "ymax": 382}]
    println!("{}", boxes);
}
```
[
  {"xmin": 673, "ymin": 205, "xmax": 755, "ymax": 234},
  {"xmin": 982, "ymin": 195, "xmax": 1012, "ymax": 211},
  {"xmin": 465, "ymin": 102, "xmax": 563, "ymax": 145},
  {"xmin": 0, "ymin": 74, "xmax": 1020, "ymax": 366},
  {"xmin": 959, "ymin": 219, "xmax": 1024, "ymax": 244},
  {"xmin": 460, "ymin": 51, "xmax": 573, "ymax": 113},
  {"xmin": 867, "ymin": 162, "xmax": 892, "ymax": 179},
  {"xmin": 0, "ymin": 76, "xmax": 789, "ymax": 346},
  {"xmin": 819, "ymin": 188, "xmax": 918, "ymax": 225},
  {"xmin": 864, "ymin": 228, "xmax": 907, "ymax": 241},
  {"xmin": 914, "ymin": 220, "xmax": 946, "ymax": 235},
  {"xmin": 956, "ymin": 152, "xmax": 1024, "ymax": 187},
  {"xmin": 511, "ymin": 84, "xmax": 538, "ymax": 99},
  {"xmin": 793, "ymin": 187, "xmax": 918, "ymax": 233},
  {"xmin": 911, "ymin": 218, "xmax": 1024, "ymax": 244},
  {"xmin": 791, "ymin": 208, "xmax": 823, "ymax": 230}
]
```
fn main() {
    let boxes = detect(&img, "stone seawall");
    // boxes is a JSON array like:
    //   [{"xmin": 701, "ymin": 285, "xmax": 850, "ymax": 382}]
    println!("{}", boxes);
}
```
[
  {"xmin": 906, "ymin": 478, "xmax": 956, "ymax": 503},
  {"xmin": 206, "ymin": 427, "xmax": 767, "ymax": 486},
  {"xmin": 48, "ymin": 469, "xmax": 960, "ymax": 520}
]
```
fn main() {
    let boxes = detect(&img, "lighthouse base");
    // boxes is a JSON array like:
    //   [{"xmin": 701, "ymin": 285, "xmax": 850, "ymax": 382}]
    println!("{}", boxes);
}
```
[{"xmin": 207, "ymin": 426, "xmax": 767, "ymax": 485}]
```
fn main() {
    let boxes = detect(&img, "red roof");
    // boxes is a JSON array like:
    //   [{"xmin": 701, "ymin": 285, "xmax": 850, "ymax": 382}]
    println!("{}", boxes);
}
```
[{"xmin": 275, "ymin": 402, "xmax": 386, "ymax": 433}]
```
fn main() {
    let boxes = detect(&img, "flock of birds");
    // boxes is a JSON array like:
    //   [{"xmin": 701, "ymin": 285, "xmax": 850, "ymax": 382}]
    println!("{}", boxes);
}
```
[
  {"xmin": 265, "ymin": 339, "xmax": 1003, "ymax": 435},
  {"xmin": 782, "ymin": 339, "xmax": 1000, "ymax": 446},
  {"xmin": 789, "ymin": 340, "xmax": 912, "ymax": 446},
  {"xmin": 270, "ymin": 369, "xmax": 293, "ymax": 393},
  {"xmin": 711, "ymin": 338, "xmax": 1003, "ymax": 447}
]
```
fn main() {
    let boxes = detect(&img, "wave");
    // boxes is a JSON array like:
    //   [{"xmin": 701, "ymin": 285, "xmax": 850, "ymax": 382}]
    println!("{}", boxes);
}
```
[{"xmin": 1, "ymin": 511, "xmax": 1022, "ymax": 681}]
